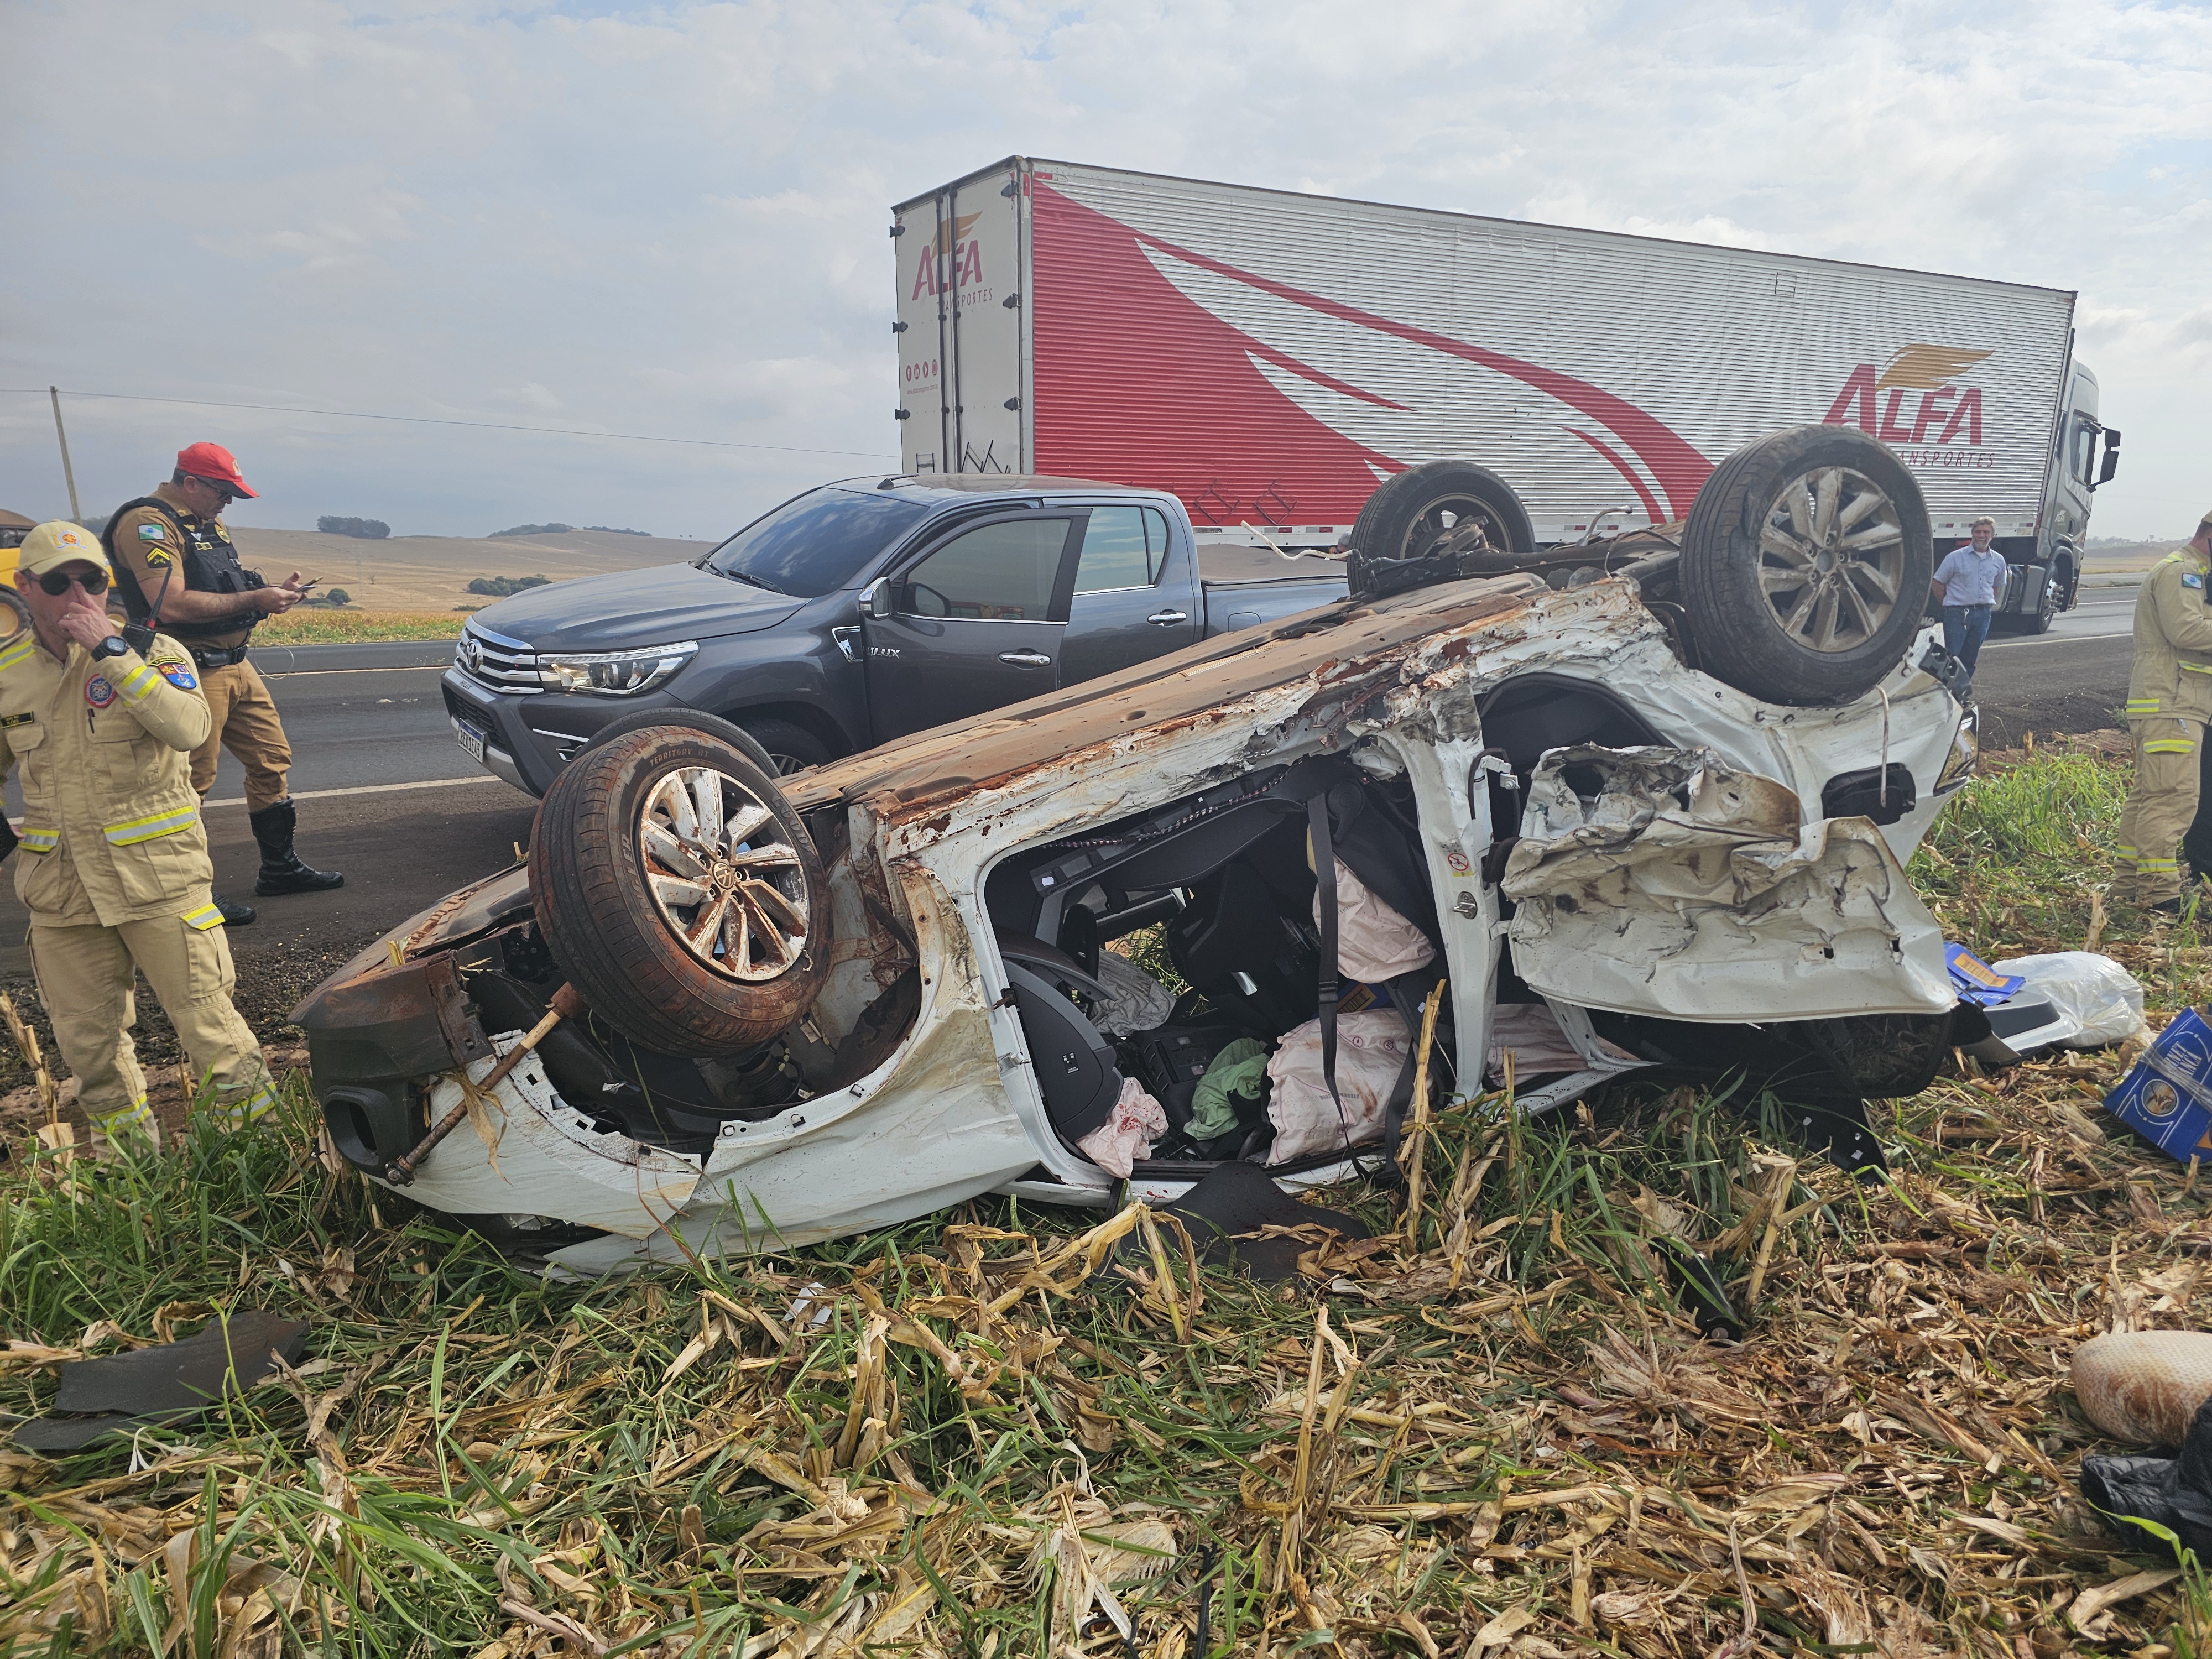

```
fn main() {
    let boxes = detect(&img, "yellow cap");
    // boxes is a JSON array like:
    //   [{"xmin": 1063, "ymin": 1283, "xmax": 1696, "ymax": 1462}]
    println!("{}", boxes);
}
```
[{"xmin": 16, "ymin": 521, "xmax": 112, "ymax": 579}]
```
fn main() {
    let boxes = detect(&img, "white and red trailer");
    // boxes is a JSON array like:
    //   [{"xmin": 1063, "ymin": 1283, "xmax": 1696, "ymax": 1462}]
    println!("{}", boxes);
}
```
[{"xmin": 892, "ymin": 157, "xmax": 2115, "ymax": 627}]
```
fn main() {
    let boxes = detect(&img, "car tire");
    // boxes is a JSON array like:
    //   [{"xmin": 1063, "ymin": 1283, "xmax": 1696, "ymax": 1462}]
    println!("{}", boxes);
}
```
[
  {"xmin": 1350, "ymin": 460, "xmax": 1535, "ymax": 564},
  {"xmin": 737, "ymin": 716, "xmax": 833, "ymax": 776},
  {"xmin": 580, "ymin": 708, "xmax": 779, "ymax": 778},
  {"xmin": 1681, "ymin": 425, "xmax": 1933, "ymax": 705},
  {"xmin": 530, "ymin": 728, "xmax": 830, "ymax": 1057}
]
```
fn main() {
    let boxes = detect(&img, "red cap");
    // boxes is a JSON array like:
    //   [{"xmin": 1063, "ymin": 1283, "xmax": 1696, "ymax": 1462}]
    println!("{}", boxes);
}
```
[{"xmin": 175, "ymin": 441, "xmax": 257, "ymax": 499}]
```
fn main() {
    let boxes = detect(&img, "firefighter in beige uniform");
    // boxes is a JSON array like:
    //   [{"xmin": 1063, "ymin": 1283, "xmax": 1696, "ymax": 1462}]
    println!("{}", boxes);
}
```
[
  {"xmin": 2117, "ymin": 511, "xmax": 2212, "ymax": 912},
  {"xmin": 0, "ymin": 522, "xmax": 277, "ymax": 1145}
]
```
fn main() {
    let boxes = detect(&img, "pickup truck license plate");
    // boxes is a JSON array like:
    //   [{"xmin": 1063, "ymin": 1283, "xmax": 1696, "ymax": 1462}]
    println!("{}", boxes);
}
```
[{"xmin": 453, "ymin": 717, "xmax": 488, "ymax": 764}]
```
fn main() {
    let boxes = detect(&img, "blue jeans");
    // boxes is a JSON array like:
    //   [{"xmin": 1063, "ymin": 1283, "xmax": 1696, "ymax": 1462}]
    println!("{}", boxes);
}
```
[{"xmin": 1942, "ymin": 605, "xmax": 1992, "ymax": 686}]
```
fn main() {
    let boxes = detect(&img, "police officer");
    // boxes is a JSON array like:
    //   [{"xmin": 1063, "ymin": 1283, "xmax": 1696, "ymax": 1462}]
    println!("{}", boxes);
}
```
[
  {"xmin": 102, "ymin": 444, "xmax": 341, "ymax": 927},
  {"xmin": 2116, "ymin": 510, "xmax": 2212, "ymax": 914},
  {"xmin": 0, "ymin": 521, "xmax": 278, "ymax": 1149}
]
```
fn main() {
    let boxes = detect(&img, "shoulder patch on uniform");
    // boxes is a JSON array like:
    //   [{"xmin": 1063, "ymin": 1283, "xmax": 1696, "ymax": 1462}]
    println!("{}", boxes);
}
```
[
  {"xmin": 158, "ymin": 661, "xmax": 198, "ymax": 690},
  {"xmin": 2184, "ymin": 574, "xmax": 2202, "ymax": 590},
  {"xmin": 85, "ymin": 676, "xmax": 116, "ymax": 708},
  {"xmin": 0, "ymin": 712, "xmax": 34, "ymax": 729},
  {"xmin": 137, "ymin": 523, "xmax": 166, "ymax": 541}
]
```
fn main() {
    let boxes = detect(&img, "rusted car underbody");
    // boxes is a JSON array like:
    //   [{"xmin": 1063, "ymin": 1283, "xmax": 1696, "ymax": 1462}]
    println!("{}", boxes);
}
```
[{"xmin": 300, "ymin": 543, "xmax": 1976, "ymax": 1275}]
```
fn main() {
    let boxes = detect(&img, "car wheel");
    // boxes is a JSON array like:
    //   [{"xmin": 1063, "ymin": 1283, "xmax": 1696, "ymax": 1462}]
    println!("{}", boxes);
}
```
[
  {"xmin": 1350, "ymin": 460, "xmax": 1535, "ymax": 564},
  {"xmin": 1681, "ymin": 425, "xmax": 1933, "ymax": 705},
  {"xmin": 578, "ymin": 708, "xmax": 778, "ymax": 778},
  {"xmin": 530, "ymin": 728, "xmax": 829, "ymax": 1057},
  {"xmin": 738, "ymin": 717, "xmax": 833, "ymax": 776}
]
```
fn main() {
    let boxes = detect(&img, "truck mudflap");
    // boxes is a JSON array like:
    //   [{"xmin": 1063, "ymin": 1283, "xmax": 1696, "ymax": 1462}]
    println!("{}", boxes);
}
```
[{"xmin": 1499, "ymin": 745, "xmax": 1953, "ymax": 1022}]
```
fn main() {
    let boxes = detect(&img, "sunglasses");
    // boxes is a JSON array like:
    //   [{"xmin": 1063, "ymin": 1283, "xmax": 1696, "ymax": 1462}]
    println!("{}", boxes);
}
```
[{"xmin": 38, "ymin": 568, "xmax": 110, "ymax": 597}]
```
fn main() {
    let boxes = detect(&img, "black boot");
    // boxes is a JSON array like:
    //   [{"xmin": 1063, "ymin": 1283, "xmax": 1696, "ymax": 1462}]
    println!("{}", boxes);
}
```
[
  {"xmin": 249, "ymin": 800, "xmax": 344, "ymax": 896},
  {"xmin": 215, "ymin": 893, "xmax": 257, "ymax": 927}
]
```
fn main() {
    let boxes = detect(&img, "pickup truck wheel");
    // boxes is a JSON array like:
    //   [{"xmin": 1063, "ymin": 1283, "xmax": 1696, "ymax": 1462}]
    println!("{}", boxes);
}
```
[
  {"xmin": 1350, "ymin": 460, "xmax": 1535, "ymax": 564},
  {"xmin": 580, "ymin": 708, "xmax": 778, "ymax": 776},
  {"xmin": 1681, "ymin": 425, "xmax": 1932, "ymax": 705},
  {"xmin": 530, "ymin": 729, "xmax": 828, "ymax": 1057},
  {"xmin": 739, "ymin": 717, "xmax": 832, "ymax": 775}
]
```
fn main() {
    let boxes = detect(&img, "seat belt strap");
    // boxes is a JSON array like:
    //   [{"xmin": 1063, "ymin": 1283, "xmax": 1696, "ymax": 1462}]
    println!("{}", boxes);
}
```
[{"xmin": 1308, "ymin": 794, "xmax": 1352, "ymax": 1149}]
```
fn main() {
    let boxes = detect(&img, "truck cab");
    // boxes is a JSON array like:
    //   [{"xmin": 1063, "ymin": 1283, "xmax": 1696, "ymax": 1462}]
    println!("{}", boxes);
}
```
[{"xmin": 1965, "ymin": 358, "xmax": 2120, "ymax": 634}]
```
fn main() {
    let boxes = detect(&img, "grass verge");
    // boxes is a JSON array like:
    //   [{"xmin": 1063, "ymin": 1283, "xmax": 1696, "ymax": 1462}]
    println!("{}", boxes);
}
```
[
  {"xmin": 6, "ymin": 740, "xmax": 2212, "ymax": 1655},
  {"xmin": 252, "ymin": 612, "xmax": 468, "ymax": 645}
]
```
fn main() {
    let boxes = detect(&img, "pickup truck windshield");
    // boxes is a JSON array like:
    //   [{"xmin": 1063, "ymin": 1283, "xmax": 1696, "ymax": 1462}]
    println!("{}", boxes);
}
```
[{"xmin": 700, "ymin": 488, "xmax": 930, "ymax": 598}]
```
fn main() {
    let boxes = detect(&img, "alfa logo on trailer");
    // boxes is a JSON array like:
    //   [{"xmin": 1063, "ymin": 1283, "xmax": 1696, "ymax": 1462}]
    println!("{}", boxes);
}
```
[{"xmin": 1823, "ymin": 344, "xmax": 1993, "ymax": 447}]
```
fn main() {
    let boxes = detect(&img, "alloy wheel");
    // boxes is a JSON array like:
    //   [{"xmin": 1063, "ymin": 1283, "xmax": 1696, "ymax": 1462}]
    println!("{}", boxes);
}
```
[
  {"xmin": 1754, "ymin": 466, "xmax": 1905, "ymax": 653},
  {"xmin": 638, "ymin": 765, "xmax": 811, "ymax": 981}
]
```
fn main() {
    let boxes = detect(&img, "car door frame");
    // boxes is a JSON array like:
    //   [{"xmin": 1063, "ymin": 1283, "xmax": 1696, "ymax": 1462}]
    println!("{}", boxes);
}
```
[{"xmin": 859, "ymin": 506, "xmax": 1086, "ymax": 744}]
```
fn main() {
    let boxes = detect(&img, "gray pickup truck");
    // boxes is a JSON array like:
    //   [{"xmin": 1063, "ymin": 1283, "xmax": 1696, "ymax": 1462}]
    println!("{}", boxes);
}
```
[{"xmin": 444, "ymin": 474, "xmax": 1348, "ymax": 791}]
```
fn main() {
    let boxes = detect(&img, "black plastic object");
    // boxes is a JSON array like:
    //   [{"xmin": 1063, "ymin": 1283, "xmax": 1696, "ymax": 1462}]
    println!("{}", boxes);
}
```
[
  {"xmin": 1152, "ymin": 1160, "xmax": 1369, "ymax": 1282},
  {"xmin": 15, "ymin": 1311, "xmax": 309, "ymax": 1452},
  {"xmin": 2082, "ymin": 1395, "xmax": 2212, "ymax": 1561},
  {"xmin": 1128, "ymin": 1021, "xmax": 1252, "ymax": 1127},
  {"xmin": 1346, "ymin": 544, "xmax": 1486, "ymax": 602},
  {"xmin": 1820, "ymin": 763, "xmax": 1917, "ymax": 827},
  {"xmin": 1003, "ymin": 961, "xmax": 1121, "ymax": 1140}
]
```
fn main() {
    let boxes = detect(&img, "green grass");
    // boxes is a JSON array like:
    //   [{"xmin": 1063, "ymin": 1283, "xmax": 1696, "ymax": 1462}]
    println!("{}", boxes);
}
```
[{"xmin": 252, "ymin": 611, "xmax": 468, "ymax": 644}]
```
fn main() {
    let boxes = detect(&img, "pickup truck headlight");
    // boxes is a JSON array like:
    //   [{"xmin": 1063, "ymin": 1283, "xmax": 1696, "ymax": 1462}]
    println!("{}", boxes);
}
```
[{"xmin": 538, "ymin": 642, "xmax": 698, "ymax": 697}]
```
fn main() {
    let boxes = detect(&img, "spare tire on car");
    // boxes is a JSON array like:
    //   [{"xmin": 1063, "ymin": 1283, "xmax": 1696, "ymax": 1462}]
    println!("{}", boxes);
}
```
[
  {"xmin": 1681, "ymin": 425, "xmax": 1932, "ymax": 706},
  {"xmin": 529, "ymin": 727, "xmax": 829, "ymax": 1057},
  {"xmin": 1350, "ymin": 460, "xmax": 1536, "ymax": 565}
]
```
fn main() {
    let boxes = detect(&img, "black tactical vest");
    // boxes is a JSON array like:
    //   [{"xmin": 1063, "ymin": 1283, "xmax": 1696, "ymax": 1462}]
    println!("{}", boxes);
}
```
[{"xmin": 101, "ymin": 496, "xmax": 265, "ymax": 643}]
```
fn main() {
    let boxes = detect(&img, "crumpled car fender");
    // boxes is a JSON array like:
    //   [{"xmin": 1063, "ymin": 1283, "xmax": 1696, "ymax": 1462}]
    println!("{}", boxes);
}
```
[{"xmin": 1500, "ymin": 744, "xmax": 1952, "ymax": 1021}]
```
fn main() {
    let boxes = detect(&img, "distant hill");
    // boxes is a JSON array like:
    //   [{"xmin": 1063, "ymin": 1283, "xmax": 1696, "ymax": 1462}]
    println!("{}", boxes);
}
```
[{"xmin": 226, "ymin": 526, "xmax": 711, "ymax": 612}]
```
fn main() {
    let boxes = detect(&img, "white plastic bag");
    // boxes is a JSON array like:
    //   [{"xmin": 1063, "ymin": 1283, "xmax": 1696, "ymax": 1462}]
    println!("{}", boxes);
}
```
[
  {"xmin": 1989, "ymin": 951, "xmax": 2151, "ymax": 1051},
  {"xmin": 1076, "ymin": 1077, "xmax": 1170, "ymax": 1178},
  {"xmin": 1312, "ymin": 858, "xmax": 1437, "ymax": 983},
  {"xmin": 1265, "ymin": 1010, "xmax": 1412, "ymax": 1165}
]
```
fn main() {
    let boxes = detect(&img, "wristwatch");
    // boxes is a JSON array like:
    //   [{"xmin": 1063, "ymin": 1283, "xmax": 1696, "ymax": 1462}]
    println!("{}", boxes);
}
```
[{"xmin": 90, "ymin": 636, "xmax": 131, "ymax": 661}]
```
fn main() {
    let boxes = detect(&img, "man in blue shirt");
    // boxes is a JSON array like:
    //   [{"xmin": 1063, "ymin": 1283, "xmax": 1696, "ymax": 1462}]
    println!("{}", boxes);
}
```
[{"xmin": 1929, "ymin": 517, "xmax": 2009, "ymax": 698}]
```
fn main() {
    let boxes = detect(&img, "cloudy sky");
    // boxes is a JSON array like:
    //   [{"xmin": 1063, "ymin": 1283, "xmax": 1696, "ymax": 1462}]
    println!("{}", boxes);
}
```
[{"xmin": 4, "ymin": 0, "xmax": 2208, "ymax": 540}]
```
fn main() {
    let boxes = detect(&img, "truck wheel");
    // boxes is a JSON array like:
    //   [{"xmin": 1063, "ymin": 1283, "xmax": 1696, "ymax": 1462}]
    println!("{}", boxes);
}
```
[
  {"xmin": 1350, "ymin": 461, "xmax": 1535, "ymax": 564},
  {"xmin": 2021, "ymin": 563, "xmax": 2064, "ymax": 635},
  {"xmin": 1681, "ymin": 425, "xmax": 1932, "ymax": 705},
  {"xmin": 530, "ymin": 728, "xmax": 829, "ymax": 1057},
  {"xmin": 0, "ymin": 589, "xmax": 27, "ymax": 641}
]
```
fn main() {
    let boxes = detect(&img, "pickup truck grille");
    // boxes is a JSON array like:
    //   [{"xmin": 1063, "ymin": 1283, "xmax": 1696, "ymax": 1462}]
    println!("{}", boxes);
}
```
[{"xmin": 454, "ymin": 624, "xmax": 539, "ymax": 693}]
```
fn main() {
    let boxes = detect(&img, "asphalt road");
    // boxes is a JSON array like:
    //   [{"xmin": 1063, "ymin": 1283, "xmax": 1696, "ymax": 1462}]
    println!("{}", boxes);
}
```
[{"xmin": 1970, "ymin": 585, "xmax": 2134, "ymax": 749}]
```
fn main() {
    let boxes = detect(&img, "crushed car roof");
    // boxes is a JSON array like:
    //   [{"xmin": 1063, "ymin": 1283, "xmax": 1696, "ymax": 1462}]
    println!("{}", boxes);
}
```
[{"xmin": 782, "ymin": 572, "xmax": 1552, "ymax": 821}]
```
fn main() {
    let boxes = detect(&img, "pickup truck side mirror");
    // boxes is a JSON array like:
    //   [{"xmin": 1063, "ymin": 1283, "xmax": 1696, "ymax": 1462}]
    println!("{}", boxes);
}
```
[
  {"xmin": 860, "ymin": 576, "xmax": 895, "ymax": 619},
  {"xmin": 2096, "ymin": 428, "xmax": 2122, "ymax": 488}
]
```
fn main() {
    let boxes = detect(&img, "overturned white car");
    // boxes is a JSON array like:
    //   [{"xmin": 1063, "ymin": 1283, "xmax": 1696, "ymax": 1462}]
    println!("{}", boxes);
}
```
[{"xmin": 301, "ymin": 427, "xmax": 1984, "ymax": 1274}]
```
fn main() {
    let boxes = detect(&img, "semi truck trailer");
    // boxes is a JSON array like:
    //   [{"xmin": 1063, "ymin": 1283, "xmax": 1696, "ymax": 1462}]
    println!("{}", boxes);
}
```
[{"xmin": 893, "ymin": 156, "xmax": 2118, "ymax": 634}]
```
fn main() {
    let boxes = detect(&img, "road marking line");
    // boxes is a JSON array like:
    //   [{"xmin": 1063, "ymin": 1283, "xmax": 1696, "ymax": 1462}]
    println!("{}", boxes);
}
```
[
  {"xmin": 1984, "ymin": 632, "xmax": 2132, "ymax": 651},
  {"xmin": 259, "ymin": 663, "xmax": 453, "ymax": 678},
  {"xmin": 200, "ymin": 775, "xmax": 511, "ymax": 810}
]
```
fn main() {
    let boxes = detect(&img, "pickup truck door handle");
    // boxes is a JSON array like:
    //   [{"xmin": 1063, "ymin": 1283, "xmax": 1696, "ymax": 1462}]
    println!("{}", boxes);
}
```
[
  {"xmin": 1146, "ymin": 609, "xmax": 1190, "ymax": 625},
  {"xmin": 998, "ymin": 649, "xmax": 1053, "ymax": 668}
]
